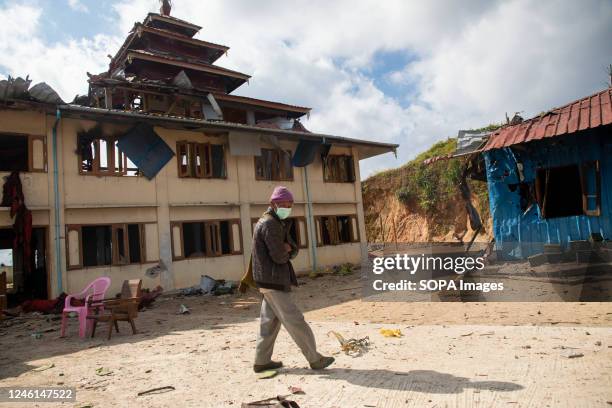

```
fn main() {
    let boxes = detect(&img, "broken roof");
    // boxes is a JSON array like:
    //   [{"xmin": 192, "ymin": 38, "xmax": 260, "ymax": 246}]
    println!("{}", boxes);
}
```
[
  {"xmin": 124, "ymin": 50, "xmax": 249, "ymax": 92},
  {"xmin": 213, "ymin": 93, "xmax": 311, "ymax": 118},
  {"xmin": 57, "ymin": 104, "xmax": 398, "ymax": 160},
  {"xmin": 110, "ymin": 23, "xmax": 229, "ymax": 69},
  {"xmin": 484, "ymin": 87, "xmax": 612, "ymax": 151},
  {"xmin": 143, "ymin": 12, "xmax": 202, "ymax": 37}
]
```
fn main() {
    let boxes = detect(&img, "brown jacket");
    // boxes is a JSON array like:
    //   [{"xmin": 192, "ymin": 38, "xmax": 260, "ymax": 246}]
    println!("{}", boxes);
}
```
[{"xmin": 251, "ymin": 208, "xmax": 298, "ymax": 291}]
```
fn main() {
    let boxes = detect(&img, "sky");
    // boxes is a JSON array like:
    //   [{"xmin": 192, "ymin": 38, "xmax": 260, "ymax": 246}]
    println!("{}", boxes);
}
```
[{"xmin": 0, "ymin": 0, "xmax": 611, "ymax": 179}]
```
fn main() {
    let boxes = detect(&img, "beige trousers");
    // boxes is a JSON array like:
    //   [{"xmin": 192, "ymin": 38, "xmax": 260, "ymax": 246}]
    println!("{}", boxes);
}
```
[{"xmin": 254, "ymin": 288, "xmax": 323, "ymax": 365}]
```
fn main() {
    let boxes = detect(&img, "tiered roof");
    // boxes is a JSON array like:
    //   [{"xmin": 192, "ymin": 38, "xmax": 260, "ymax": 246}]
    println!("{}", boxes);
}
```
[{"xmin": 88, "ymin": 5, "xmax": 315, "ymax": 123}]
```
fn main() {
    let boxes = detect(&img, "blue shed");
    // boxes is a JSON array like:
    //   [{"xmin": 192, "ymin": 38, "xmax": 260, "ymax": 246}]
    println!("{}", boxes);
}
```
[{"xmin": 482, "ymin": 88, "xmax": 612, "ymax": 259}]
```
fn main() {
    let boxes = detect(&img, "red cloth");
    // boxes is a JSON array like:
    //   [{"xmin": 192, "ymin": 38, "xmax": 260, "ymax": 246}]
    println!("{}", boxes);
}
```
[{"xmin": 1, "ymin": 171, "xmax": 32, "ymax": 273}]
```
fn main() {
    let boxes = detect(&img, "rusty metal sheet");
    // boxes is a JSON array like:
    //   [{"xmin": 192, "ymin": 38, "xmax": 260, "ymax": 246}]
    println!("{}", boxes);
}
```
[{"xmin": 484, "ymin": 88, "xmax": 612, "ymax": 151}]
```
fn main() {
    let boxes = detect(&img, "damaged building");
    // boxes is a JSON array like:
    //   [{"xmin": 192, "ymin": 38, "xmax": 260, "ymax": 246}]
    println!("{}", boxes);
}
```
[
  {"xmin": 482, "ymin": 88, "xmax": 612, "ymax": 260},
  {"xmin": 0, "ymin": 4, "xmax": 397, "ymax": 301}
]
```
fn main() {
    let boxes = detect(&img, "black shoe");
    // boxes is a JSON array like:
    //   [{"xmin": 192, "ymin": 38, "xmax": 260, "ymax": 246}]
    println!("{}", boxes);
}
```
[
  {"xmin": 309, "ymin": 356, "xmax": 335, "ymax": 370},
  {"xmin": 253, "ymin": 360, "xmax": 283, "ymax": 373}
]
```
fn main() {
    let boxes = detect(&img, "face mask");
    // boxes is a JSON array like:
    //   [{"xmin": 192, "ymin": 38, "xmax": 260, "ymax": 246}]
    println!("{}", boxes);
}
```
[{"xmin": 275, "ymin": 207, "xmax": 292, "ymax": 220}]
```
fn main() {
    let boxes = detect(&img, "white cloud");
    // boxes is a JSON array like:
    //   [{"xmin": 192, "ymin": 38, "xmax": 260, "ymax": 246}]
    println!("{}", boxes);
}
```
[
  {"xmin": 0, "ymin": 2, "xmax": 120, "ymax": 101},
  {"xmin": 67, "ymin": 0, "xmax": 88, "ymax": 13},
  {"xmin": 1, "ymin": 0, "xmax": 611, "ymax": 178}
]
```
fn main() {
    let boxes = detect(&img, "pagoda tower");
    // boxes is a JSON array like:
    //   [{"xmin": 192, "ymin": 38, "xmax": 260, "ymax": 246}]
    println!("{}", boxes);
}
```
[{"xmin": 88, "ymin": 0, "xmax": 253, "ymax": 120}]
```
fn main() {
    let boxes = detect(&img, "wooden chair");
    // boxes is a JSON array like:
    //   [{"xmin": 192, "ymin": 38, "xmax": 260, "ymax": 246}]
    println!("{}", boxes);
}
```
[{"xmin": 88, "ymin": 279, "xmax": 142, "ymax": 340}]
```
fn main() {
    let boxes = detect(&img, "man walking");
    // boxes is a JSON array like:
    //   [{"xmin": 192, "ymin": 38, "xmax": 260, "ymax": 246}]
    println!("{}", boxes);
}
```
[{"xmin": 252, "ymin": 186, "xmax": 335, "ymax": 372}]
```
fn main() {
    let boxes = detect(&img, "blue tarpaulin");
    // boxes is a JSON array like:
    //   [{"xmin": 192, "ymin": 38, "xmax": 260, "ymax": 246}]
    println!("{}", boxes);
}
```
[{"xmin": 117, "ymin": 123, "xmax": 175, "ymax": 180}]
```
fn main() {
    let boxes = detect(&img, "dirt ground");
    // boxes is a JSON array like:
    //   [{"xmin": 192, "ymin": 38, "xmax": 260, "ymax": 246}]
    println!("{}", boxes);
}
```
[{"xmin": 1, "ymin": 273, "xmax": 611, "ymax": 408}]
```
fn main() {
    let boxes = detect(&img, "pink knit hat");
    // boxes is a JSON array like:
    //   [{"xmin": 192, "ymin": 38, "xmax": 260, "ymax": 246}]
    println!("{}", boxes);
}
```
[{"xmin": 270, "ymin": 186, "xmax": 294, "ymax": 202}]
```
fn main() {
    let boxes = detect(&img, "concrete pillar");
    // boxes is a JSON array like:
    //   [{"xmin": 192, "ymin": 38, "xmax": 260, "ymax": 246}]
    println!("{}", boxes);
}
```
[
  {"xmin": 236, "ymin": 155, "xmax": 253, "ymax": 271},
  {"xmin": 154, "ymin": 130, "xmax": 174, "ymax": 291},
  {"xmin": 352, "ymin": 147, "xmax": 368, "ymax": 262}
]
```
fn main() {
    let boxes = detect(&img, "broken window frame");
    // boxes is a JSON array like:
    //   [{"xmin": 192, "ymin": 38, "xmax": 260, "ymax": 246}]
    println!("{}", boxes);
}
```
[
  {"xmin": 170, "ymin": 219, "xmax": 242, "ymax": 261},
  {"xmin": 78, "ymin": 137, "xmax": 139, "ymax": 177},
  {"xmin": 0, "ymin": 133, "xmax": 47, "ymax": 173},
  {"xmin": 314, "ymin": 214, "xmax": 359, "ymax": 247},
  {"xmin": 250, "ymin": 216, "xmax": 308, "ymax": 249},
  {"xmin": 176, "ymin": 141, "xmax": 225, "ymax": 179},
  {"xmin": 535, "ymin": 160, "xmax": 601, "ymax": 219},
  {"xmin": 254, "ymin": 148, "xmax": 294, "ymax": 181},
  {"xmin": 580, "ymin": 160, "xmax": 601, "ymax": 216},
  {"xmin": 323, "ymin": 154, "xmax": 355, "ymax": 183},
  {"xmin": 65, "ymin": 223, "xmax": 148, "ymax": 270}
]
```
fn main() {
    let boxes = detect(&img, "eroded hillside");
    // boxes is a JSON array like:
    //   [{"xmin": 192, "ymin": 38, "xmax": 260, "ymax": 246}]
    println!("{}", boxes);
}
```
[{"xmin": 362, "ymin": 139, "xmax": 492, "ymax": 243}]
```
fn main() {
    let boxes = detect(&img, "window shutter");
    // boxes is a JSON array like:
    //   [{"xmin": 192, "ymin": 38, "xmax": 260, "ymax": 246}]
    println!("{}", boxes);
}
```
[
  {"xmin": 112, "ymin": 224, "xmax": 129, "ymax": 265},
  {"xmin": 171, "ymin": 222, "xmax": 184, "ymax": 260},
  {"xmin": 315, "ymin": 217, "xmax": 323, "ymax": 247},
  {"xmin": 29, "ymin": 135, "xmax": 46, "ymax": 172},
  {"xmin": 350, "ymin": 215, "xmax": 360, "ymax": 242},
  {"xmin": 298, "ymin": 218, "xmax": 308, "ymax": 248},
  {"xmin": 205, "ymin": 222, "xmax": 222, "ymax": 256},
  {"xmin": 177, "ymin": 142, "xmax": 190, "ymax": 177},
  {"xmin": 347, "ymin": 156, "xmax": 356, "ymax": 182},
  {"xmin": 230, "ymin": 220, "xmax": 243, "ymax": 254},
  {"xmin": 66, "ymin": 226, "xmax": 82, "ymax": 269},
  {"xmin": 144, "ymin": 223, "xmax": 159, "ymax": 262}
]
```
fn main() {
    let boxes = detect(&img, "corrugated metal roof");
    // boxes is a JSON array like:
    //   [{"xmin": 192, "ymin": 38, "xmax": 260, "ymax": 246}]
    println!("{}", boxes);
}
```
[{"xmin": 484, "ymin": 87, "xmax": 612, "ymax": 151}]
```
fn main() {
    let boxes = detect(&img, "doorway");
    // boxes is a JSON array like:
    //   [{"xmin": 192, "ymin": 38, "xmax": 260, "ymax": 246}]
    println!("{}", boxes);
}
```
[{"xmin": 0, "ymin": 227, "xmax": 48, "ymax": 306}]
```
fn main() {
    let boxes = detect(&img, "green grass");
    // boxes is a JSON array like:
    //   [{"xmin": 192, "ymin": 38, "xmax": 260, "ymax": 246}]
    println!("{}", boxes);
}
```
[{"xmin": 363, "ymin": 134, "xmax": 493, "ymax": 237}]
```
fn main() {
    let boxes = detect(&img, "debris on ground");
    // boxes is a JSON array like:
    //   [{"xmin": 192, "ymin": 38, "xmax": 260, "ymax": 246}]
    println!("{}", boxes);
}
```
[
  {"xmin": 242, "ymin": 395, "xmax": 300, "ymax": 408},
  {"xmin": 563, "ymin": 352, "xmax": 584, "ymax": 359},
  {"xmin": 137, "ymin": 386, "xmax": 175, "ymax": 396},
  {"xmin": 333, "ymin": 263, "xmax": 356, "ymax": 276},
  {"xmin": 95, "ymin": 367, "xmax": 113, "ymax": 376},
  {"xmin": 379, "ymin": 328, "xmax": 403, "ymax": 338},
  {"xmin": 177, "ymin": 304, "xmax": 190, "ymax": 315},
  {"xmin": 179, "ymin": 275, "xmax": 237, "ymax": 296},
  {"xmin": 257, "ymin": 370, "xmax": 278, "ymax": 379},
  {"xmin": 288, "ymin": 386, "xmax": 305, "ymax": 395},
  {"xmin": 32, "ymin": 363, "xmax": 55, "ymax": 372},
  {"xmin": 139, "ymin": 286, "xmax": 163, "ymax": 310},
  {"xmin": 328, "ymin": 331, "xmax": 370, "ymax": 356}
]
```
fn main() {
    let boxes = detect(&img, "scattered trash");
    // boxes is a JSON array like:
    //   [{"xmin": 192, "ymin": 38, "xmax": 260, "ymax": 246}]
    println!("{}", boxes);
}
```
[
  {"xmin": 179, "ymin": 276, "xmax": 237, "ymax": 296},
  {"xmin": 140, "ymin": 286, "xmax": 164, "ymax": 310},
  {"xmin": 33, "ymin": 363, "xmax": 54, "ymax": 372},
  {"xmin": 288, "ymin": 386, "xmax": 305, "ymax": 395},
  {"xmin": 177, "ymin": 304, "xmax": 190, "ymax": 315},
  {"xmin": 379, "ymin": 328, "xmax": 402, "ymax": 338},
  {"xmin": 333, "ymin": 263, "xmax": 355, "ymax": 276},
  {"xmin": 242, "ymin": 395, "xmax": 300, "ymax": 408},
  {"xmin": 137, "ymin": 386, "xmax": 175, "ymax": 396},
  {"xmin": 563, "ymin": 352, "xmax": 584, "ymax": 359},
  {"xmin": 214, "ymin": 281, "xmax": 238, "ymax": 296},
  {"xmin": 257, "ymin": 370, "xmax": 278, "ymax": 379},
  {"xmin": 31, "ymin": 332, "xmax": 42, "ymax": 339},
  {"xmin": 95, "ymin": 367, "xmax": 113, "ymax": 376},
  {"xmin": 328, "ymin": 331, "xmax": 370, "ymax": 356}
]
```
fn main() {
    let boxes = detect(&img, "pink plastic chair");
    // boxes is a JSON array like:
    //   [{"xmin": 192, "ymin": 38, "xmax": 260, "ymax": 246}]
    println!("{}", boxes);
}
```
[{"xmin": 61, "ymin": 277, "xmax": 111, "ymax": 338}]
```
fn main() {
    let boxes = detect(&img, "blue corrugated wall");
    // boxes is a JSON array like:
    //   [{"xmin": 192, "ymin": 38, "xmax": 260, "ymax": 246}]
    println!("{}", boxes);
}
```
[{"xmin": 483, "ymin": 130, "xmax": 612, "ymax": 259}]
